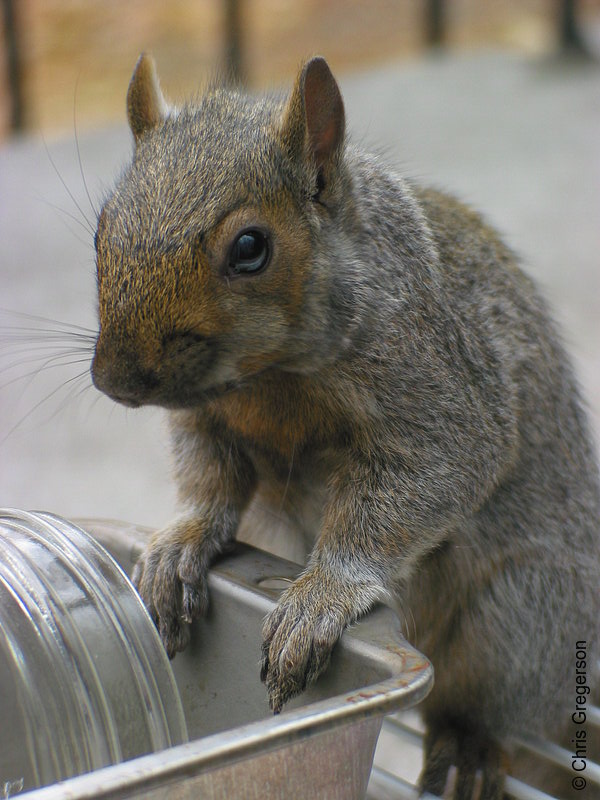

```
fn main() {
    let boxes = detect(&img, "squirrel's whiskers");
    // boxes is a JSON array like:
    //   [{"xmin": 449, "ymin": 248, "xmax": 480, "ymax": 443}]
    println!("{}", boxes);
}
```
[
  {"xmin": 1, "ymin": 108, "xmax": 102, "ymax": 441},
  {"xmin": 0, "ymin": 311, "xmax": 96, "ymax": 443}
]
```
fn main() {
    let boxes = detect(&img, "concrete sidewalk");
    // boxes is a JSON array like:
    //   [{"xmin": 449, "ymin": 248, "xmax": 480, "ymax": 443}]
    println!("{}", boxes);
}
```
[{"xmin": 1, "ymin": 49, "xmax": 599, "ymax": 528}]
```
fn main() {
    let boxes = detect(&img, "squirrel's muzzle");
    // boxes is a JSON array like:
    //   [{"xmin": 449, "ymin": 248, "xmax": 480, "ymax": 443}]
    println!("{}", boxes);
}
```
[
  {"xmin": 91, "ymin": 341, "xmax": 160, "ymax": 408},
  {"xmin": 91, "ymin": 329, "xmax": 215, "ymax": 408}
]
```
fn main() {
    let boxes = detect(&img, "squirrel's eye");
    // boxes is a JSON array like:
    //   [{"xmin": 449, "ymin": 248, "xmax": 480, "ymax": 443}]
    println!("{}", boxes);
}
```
[{"xmin": 227, "ymin": 229, "xmax": 270, "ymax": 276}]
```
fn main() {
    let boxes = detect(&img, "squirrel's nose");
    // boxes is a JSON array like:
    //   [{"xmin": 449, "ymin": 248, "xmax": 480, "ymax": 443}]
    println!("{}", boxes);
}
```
[{"xmin": 91, "ymin": 340, "xmax": 159, "ymax": 407}]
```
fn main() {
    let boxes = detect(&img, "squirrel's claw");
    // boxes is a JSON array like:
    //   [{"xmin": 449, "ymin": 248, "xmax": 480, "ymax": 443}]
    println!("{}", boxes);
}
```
[
  {"xmin": 132, "ymin": 525, "xmax": 210, "ymax": 657},
  {"xmin": 181, "ymin": 581, "xmax": 207, "ymax": 623},
  {"xmin": 159, "ymin": 616, "xmax": 190, "ymax": 659},
  {"xmin": 260, "ymin": 572, "xmax": 347, "ymax": 713}
]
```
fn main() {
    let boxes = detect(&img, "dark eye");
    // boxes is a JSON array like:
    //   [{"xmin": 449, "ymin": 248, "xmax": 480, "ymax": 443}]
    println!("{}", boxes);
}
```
[{"xmin": 227, "ymin": 229, "xmax": 270, "ymax": 276}]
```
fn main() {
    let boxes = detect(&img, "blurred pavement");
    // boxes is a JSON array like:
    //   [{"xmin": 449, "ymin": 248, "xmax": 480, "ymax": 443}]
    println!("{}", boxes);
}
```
[{"xmin": 1, "ymin": 50, "xmax": 599, "ymax": 531}]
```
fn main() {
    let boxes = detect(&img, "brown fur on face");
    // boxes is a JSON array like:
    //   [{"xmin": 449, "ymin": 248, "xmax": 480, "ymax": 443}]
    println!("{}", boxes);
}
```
[{"xmin": 93, "ymin": 172, "xmax": 316, "ymax": 408}]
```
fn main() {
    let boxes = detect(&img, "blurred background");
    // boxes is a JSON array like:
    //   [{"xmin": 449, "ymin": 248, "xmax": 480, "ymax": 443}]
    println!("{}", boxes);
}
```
[
  {"xmin": 2, "ymin": 0, "xmax": 600, "ymax": 138},
  {"xmin": 1, "ymin": 1, "xmax": 599, "ymax": 531}
]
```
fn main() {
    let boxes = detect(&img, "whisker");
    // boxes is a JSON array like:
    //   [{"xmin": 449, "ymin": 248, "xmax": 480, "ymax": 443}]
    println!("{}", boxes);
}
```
[
  {"xmin": 16, "ymin": 373, "xmax": 96, "ymax": 439},
  {"xmin": 41, "ymin": 135, "xmax": 96, "ymax": 237},
  {"xmin": 5, "ymin": 355, "xmax": 91, "ymax": 414},
  {"xmin": 0, "ymin": 334, "xmax": 93, "ymax": 347},
  {"xmin": 2, "ymin": 337, "xmax": 95, "ymax": 353},
  {"xmin": 36, "ymin": 195, "xmax": 96, "ymax": 243},
  {"xmin": 0, "ymin": 309, "xmax": 100, "ymax": 443},
  {"xmin": 1, "ymin": 330, "xmax": 95, "ymax": 364},
  {"xmin": 1, "ymin": 368, "xmax": 93, "ymax": 445},
  {"xmin": 0, "ymin": 355, "xmax": 92, "ymax": 387},
  {"xmin": 71, "ymin": 379, "xmax": 98, "ymax": 409},
  {"xmin": 2, "ymin": 333, "xmax": 95, "ymax": 349},
  {"xmin": 2, "ymin": 353, "xmax": 95, "ymax": 377},
  {"xmin": 73, "ymin": 74, "xmax": 99, "ymax": 221},
  {"xmin": 1, "ymin": 355, "xmax": 93, "ymax": 376},
  {"xmin": 0, "ymin": 308, "xmax": 97, "ymax": 336}
]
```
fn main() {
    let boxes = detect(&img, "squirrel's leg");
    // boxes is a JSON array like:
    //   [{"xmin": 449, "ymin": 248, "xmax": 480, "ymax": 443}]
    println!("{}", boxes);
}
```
[
  {"xmin": 260, "ymin": 555, "xmax": 384, "ymax": 712},
  {"xmin": 133, "ymin": 411, "xmax": 256, "ymax": 657},
  {"xmin": 261, "ymin": 459, "xmax": 400, "ymax": 713},
  {"xmin": 420, "ymin": 722, "xmax": 505, "ymax": 799}
]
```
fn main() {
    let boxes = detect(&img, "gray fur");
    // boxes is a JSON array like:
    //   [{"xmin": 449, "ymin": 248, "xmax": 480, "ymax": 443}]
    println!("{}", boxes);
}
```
[{"xmin": 92, "ymin": 56, "xmax": 600, "ymax": 797}]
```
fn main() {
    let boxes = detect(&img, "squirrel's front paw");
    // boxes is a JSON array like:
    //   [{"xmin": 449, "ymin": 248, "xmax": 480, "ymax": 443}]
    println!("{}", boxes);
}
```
[
  {"xmin": 132, "ymin": 524, "xmax": 210, "ymax": 658},
  {"xmin": 260, "ymin": 571, "xmax": 350, "ymax": 713}
]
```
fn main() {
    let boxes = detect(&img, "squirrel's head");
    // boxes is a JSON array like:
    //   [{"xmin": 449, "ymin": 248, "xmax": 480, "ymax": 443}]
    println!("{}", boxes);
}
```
[{"xmin": 92, "ymin": 54, "xmax": 353, "ymax": 409}]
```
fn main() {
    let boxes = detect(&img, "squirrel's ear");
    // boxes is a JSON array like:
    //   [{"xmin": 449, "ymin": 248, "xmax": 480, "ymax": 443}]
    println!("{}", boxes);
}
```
[
  {"xmin": 127, "ymin": 53, "xmax": 170, "ymax": 143},
  {"xmin": 280, "ymin": 57, "xmax": 345, "ymax": 172}
]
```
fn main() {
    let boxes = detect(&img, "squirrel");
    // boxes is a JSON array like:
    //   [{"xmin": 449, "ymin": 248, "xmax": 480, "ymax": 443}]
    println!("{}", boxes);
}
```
[{"xmin": 91, "ymin": 54, "xmax": 600, "ymax": 797}]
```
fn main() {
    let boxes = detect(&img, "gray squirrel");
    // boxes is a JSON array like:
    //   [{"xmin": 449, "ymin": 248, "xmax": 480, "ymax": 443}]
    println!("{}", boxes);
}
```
[{"xmin": 91, "ymin": 54, "xmax": 600, "ymax": 796}]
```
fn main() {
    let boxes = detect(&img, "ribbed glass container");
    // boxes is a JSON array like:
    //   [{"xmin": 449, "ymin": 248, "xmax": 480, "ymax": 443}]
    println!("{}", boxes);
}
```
[{"xmin": 0, "ymin": 509, "xmax": 188, "ymax": 795}]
